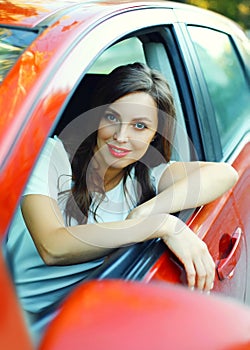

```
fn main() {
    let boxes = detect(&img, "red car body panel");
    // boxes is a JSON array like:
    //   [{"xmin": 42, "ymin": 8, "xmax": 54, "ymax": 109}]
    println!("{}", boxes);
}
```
[
  {"xmin": 0, "ymin": 252, "xmax": 33, "ymax": 349},
  {"xmin": 39, "ymin": 280, "xmax": 250, "ymax": 350},
  {"xmin": 0, "ymin": 1, "xmax": 250, "ymax": 349}
]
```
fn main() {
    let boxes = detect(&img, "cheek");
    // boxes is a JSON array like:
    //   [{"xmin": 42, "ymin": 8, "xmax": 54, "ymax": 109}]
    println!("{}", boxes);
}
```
[
  {"xmin": 131, "ymin": 130, "xmax": 156, "ymax": 157},
  {"xmin": 97, "ymin": 125, "xmax": 114, "ymax": 141},
  {"xmin": 135, "ymin": 130, "xmax": 155, "ymax": 146},
  {"xmin": 132, "ymin": 137, "xmax": 151, "ymax": 154}
]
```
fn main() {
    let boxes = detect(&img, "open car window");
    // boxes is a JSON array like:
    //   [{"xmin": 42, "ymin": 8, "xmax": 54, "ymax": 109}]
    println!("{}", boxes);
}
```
[{"xmin": 57, "ymin": 29, "xmax": 191, "ymax": 162}]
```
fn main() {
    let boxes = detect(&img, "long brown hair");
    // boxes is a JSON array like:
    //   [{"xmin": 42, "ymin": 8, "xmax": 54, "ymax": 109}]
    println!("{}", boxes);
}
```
[{"xmin": 63, "ymin": 62, "xmax": 176, "ymax": 224}]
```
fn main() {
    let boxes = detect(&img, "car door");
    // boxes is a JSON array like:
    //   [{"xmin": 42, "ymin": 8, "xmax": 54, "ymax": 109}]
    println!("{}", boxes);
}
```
[
  {"xmin": 179, "ymin": 24, "xmax": 250, "ymax": 302},
  {"xmin": 117, "ymin": 22, "xmax": 246, "ymax": 304},
  {"xmin": 75, "ymin": 20, "xmax": 249, "ymax": 304}
]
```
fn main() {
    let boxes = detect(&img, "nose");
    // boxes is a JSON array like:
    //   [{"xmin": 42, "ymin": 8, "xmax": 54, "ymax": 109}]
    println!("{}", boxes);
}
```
[{"xmin": 113, "ymin": 123, "xmax": 129, "ymax": 143}]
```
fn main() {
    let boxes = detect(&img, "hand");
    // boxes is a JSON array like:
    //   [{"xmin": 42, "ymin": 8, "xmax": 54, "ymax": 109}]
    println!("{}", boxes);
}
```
[
  {"xmin": 127, "ymin": 209, "xmax": 215, "ymax": 292},
  {"xmin": 162, "ymin": 224, "xmax": 215, "ymax": 292}
]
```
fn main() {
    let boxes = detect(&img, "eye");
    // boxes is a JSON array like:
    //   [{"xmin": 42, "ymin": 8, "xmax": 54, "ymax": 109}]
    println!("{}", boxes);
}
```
[
  {"xmin": 134, "ymin": 122, "xmax": 147, "ymax": 130},
  {"xmin": 104, "ymin": 113, "xmax": 119, "ymax": 123}
]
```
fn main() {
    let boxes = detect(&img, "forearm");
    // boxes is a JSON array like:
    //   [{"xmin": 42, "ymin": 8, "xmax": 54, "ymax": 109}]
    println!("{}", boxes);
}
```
[
  {"xmin": 131, "ymin": 162, "xmax": 238, "ymax": 217},
  {"xmin": 22, "ymin": 194, "xmax": 215, "ymax": 291},
  {"xmin": 40, "ymin": 213, "xmax": 178, "ymax": 265},
  {"xmin": 22, "ymin": 195, "xmax": 180, "ymax": 266}
]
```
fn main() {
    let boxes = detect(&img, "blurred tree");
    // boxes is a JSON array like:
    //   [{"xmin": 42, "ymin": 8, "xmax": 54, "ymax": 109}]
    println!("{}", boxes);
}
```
[{"xmin": 174, "ymin": 0, "xmax": 250, "ymax": 29}]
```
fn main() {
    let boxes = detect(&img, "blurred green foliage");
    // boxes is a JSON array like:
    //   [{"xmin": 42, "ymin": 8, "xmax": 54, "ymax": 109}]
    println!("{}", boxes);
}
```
[{"xmin": 175, "ymin": 0, "xmax": 250, "ymax": 29}]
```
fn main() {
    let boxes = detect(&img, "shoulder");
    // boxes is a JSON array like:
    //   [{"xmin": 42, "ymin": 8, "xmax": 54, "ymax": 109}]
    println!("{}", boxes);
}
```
[
  {"xmin": 44, "ymin": 136, "xmax": 68, "ymax": 158},
  {"xmin": 40, "ymin": 136, "xmax": 71, "ymax": 170},
  {"xmin": 23, "ymin": 137, "xmax": 72, "ymax": 198}
]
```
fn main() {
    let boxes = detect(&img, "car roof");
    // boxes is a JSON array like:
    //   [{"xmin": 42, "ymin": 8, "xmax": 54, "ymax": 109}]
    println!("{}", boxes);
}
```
[
  {"xmin": 0, "ymin": 0, "xmax": 240, "ymax": 28},
  {"xmin": 1, "ymin": 0, "xmax": 160, "ymax": 28},
  {"xmin": 0, "ymin": 0, "xmax": 245, "ymax": 40}
]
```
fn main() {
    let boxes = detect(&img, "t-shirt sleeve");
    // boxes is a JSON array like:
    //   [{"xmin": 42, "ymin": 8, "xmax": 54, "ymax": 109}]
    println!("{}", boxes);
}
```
[
  {"xmin": 150, "ymin": 162, "xmax": 173, "ymax": 194},
  {"xmin": 23, "ymin": 137, "xmax": 72, "ymax": 200}
]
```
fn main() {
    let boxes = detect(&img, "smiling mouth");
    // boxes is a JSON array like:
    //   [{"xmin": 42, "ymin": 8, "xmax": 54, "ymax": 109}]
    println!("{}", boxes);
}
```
[{"xmin": 107, "ymin": 144, "xmax": 131, "ymax": 158}]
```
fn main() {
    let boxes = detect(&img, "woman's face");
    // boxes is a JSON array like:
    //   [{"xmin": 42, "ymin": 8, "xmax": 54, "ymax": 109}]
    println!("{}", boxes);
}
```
[{"xmin": 95, "ymin": 92, "xmax": 158, "ymax": 171}]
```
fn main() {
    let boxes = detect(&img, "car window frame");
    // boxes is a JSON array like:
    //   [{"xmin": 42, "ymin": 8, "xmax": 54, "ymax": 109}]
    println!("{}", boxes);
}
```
[
  {"xmin": 0, "ymin": 7, "xmax": 179, "ymax": 235},
  {"xmin": 172, "ymin": 23, "xmax": 224, "ymax": 162},
  {"xmin": 56, "ymin": 25, "xmax": 193, "ymax": 162},
  {"xmin": 57, "ymin": 23, "xmax": 202, "ymax": 281}
]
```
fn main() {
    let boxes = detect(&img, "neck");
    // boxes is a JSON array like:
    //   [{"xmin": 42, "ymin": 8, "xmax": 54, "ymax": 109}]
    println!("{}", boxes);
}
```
[
  {"xmin": 104, "ymin": 168, "xmax": 124, "ymax": 191},
  {"xmin": 88, "ymin": 155, "xmax": 125, "ymax": 192}
]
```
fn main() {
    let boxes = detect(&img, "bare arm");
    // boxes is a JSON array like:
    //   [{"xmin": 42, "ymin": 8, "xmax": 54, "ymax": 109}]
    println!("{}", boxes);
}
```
[
  {"xmin": 129, "ymin": 161, "xmax": 238, "ymax": 218},
  {"xmin": 21, "ymin": 192, "xmax": 215, "ymax": 291},
  {"xmin": 21, "ymin": 194, "xmax": 180, "ymax": 265},
  {"xmin": 22, "ymin": 161, "xmax": 234, "ymax": 292},
  {"xmin": 125, "ymin": 161, "xmax": 238, "ymax": 291}
]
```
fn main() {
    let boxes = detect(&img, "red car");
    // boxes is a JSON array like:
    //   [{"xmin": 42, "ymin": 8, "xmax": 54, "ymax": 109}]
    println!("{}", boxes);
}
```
[{"xmin": 0, "ymin": 1, "xmax": 250, "ymax": 349}]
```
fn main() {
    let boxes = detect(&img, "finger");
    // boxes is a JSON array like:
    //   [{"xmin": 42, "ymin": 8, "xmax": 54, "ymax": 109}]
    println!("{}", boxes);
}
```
[
  {"xmin": 198, "ymin": 244, "xmax": 215, "ymax": 291},
  {"xmin": 195, "ymin": 253, "xmax": 215, "ymax": 292},
  {"xmin": 195, "ymin": 241, "xmax": 215, "ymax": 291},
  {"xmin": 203, "ymin": 256, "xmax": 216, "ymax": 292},
  {"xmin": 193, "ymin": 259, "xmax": 207, "ymax": 291},
  {"xmin": 183, "ymin": 260, "xmax": 196, "ymax": 289}
]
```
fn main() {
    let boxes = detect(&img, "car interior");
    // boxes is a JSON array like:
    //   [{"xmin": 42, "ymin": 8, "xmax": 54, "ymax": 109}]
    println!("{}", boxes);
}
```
[{"xmin": 4, "ymin": 28, "xmax": 196, "ymax": 302}]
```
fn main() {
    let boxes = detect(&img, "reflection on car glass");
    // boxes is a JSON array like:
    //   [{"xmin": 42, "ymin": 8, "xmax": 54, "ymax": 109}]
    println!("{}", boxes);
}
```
[{"xmin": 0, "ymin": 27, "xmax": 37, "ymax": 83}]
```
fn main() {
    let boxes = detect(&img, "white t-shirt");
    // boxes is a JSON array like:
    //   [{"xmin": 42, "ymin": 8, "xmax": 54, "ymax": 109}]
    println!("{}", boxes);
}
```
[{"xmin": 3, "ymin": 137, "xmax": 169, "ymax": 315}]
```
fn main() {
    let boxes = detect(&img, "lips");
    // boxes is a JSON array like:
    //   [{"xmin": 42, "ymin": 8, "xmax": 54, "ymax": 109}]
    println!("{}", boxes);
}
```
[{"xmin": 107, "ymin": 144, "xmax": 131, "ymax": 158}]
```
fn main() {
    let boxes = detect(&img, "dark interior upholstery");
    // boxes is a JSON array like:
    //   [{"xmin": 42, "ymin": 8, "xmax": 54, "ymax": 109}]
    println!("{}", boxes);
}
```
[{"xmin": 54, "ymin": 73, "xmax": 106, "ymax": 135}]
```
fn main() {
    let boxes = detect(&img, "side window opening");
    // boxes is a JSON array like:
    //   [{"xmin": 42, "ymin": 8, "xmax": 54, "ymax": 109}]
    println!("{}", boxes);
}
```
[
  {"xmin": 88, "ymin": 37, "xmax": 146, "ymax": 74},
  {"xmin": 55, "ymin": 31, "xmax": 191, "ymax": 162},
  {"xmin": 53, "ymin": 37, "xmax": 146, "ymax": 136}
]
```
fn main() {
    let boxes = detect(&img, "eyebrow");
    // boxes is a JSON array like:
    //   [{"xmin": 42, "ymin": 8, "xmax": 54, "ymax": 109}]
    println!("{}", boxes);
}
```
[
  {"xmin": 106, "ymin": 107, "xmax": 154, "ymax": 124},
  {"xmin": 105, "ymin": 107, "xmax": 120, "ymax": 118}
]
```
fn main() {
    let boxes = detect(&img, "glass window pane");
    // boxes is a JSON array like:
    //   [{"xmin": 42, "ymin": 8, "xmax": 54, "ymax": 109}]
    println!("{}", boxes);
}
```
[
  {"xmin": 0, "ymin": 27, "xmax": 37, "ymax": 83},
  {"xmin": 188, "ymin": 26, "xmax": 250, "ymax": 153}
]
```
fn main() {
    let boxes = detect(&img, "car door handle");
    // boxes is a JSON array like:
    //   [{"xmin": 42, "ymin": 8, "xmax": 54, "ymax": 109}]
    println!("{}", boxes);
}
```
[{"xmin": 216, "ymin": 227, "xmax": 242, "ymax": 281}]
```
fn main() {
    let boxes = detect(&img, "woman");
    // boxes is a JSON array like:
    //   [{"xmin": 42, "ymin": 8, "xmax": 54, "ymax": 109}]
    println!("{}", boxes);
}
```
[{"xmin": 4, "ymin": 63, "xmax": 238, "ymax": 342}]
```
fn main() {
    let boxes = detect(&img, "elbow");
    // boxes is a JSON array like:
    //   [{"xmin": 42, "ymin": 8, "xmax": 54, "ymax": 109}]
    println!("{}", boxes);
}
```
[
  {"xmin": 38, "ymin": 245, "xmax": 63, "ymax": 266},
  {"xmin": 212, "ymin": 163, "xmax": 239, "ymax": 196},
  {"xmin": 221, "ymin": 163, "xmax": 239, "ymax": 190},
  {"xmin": 42, "ymin": 254, "xmax": 60, "ymax": 267},
  {"xmin": 201, "ymin": 162, "xmax": 239, "ymax": 202},
  {"xmin": 37, "ymin": 228, "xmax": 69, "ymax": 266}
]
